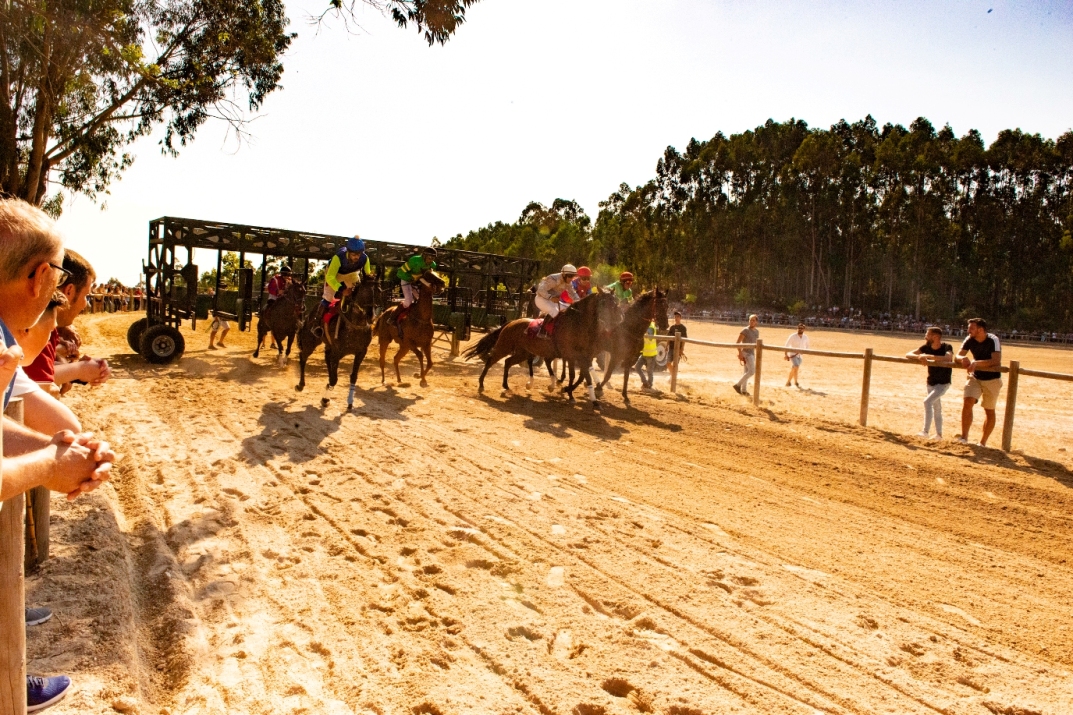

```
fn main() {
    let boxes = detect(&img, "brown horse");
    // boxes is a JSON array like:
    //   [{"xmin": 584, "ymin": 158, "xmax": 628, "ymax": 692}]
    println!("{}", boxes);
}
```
[
  {"xmin": 596, "ymin": 289, "xmax": 670, "ymax": 404},
  {"xmin": 254, "ymin": 280, "xmax": 306, "ymax": 367},
  {"xmin": 372, "ymin": 270, "xmax": 446, "ymax": 387},
  {"xmin": 463, "ymin": 289, "xmax": 620, "ymax": 408}
]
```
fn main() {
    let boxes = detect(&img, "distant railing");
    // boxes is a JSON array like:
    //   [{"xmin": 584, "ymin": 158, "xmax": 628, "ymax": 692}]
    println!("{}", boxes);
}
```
[{"xmin": 657, "ymin": 335, "xmax": 1071, "ymax": 453}]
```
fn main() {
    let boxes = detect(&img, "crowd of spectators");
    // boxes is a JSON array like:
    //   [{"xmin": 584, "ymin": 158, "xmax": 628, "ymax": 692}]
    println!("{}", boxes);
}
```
[
  {"xmin": 675, "ymin": 306, "xmax": 1073, "ymax": 345},
  {"xmin": 83, "ymin": 282, "xmax": 143, "ymax": 314},
  {"xmin": 0, "ymin": 199, "xmax": 115, "ymax": 711}
]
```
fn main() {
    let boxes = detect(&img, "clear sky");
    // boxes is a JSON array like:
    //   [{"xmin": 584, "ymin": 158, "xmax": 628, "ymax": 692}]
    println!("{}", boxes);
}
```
[{"xmin": 56, "ymin": 0, "xmax": 1073, "ymax": 284}]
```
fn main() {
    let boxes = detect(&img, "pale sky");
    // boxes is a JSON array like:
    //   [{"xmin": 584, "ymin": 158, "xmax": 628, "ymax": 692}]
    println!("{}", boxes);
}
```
[{"xmin": 57, "ymin": 0, "xmax": 1073, "ymax": 284}]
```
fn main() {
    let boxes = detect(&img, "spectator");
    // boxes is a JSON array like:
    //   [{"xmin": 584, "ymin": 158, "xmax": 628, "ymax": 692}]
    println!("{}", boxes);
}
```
[
  {"xmin": 784, "ymin": 323, "xmax": 809, "ymax": 388},
  {"xmin": 10, "ymin": 291, "xmax": 82, "ymax": 436},
  {"xmin": 733, "ymin": 314, "xmax": 759, "ymax": 396},
  {"xmin": 906, "ymin": 327, "xmax": 954, "ymax": 440},
  {"xmin": 668, "ymin": 310, "xmax": 688, "ymax": 364},
  {"xmin": 957, "ymin": 318, "xmax": 1002, "ymax": 447},
  {"xmin": 23, "ymin": 249, "xmax": 111, "ymax": 392},
  {"xmin": 633, "ymin": 320, "xmax": 658, "ymax": 391},
  {"xmin": 208, "ymin": 311, "xmax": 231, "ymax": 349},
  {"xmin": 0, "ymin": 198, "xmax": 115, "ymax": 712}
]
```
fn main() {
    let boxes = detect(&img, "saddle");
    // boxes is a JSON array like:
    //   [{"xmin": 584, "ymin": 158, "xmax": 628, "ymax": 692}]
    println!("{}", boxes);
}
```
[{"xmin": 526, "ymin": 318, "xmax": 555, "ymax": 338}]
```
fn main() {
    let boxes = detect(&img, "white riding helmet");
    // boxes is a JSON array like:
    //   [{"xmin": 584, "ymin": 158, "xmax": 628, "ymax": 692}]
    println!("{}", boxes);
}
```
[{"xmin": 561, "ymin": 264, "xmax": 578, "ymax": 275}]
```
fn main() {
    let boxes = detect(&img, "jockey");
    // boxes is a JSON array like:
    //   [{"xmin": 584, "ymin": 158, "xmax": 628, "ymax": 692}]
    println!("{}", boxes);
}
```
[
  {"xmin": 559, "ymin": 265, "xmax": 594, "ymax": 308},
  {"xmin": 390, "ymin": 247, "xmax": 438, "ymax": 338},
  {"xmin": 265, "ymin": 265, "xmax": 292, "ymax": 303},
  {"xmin": 605, "ymin": 271, "xmax": 634, "ymax": 305},
  {"xmin": 535, "ymin": 264, "xmax": 580, "ymax": 325},
  {"xmin": 312, "ymin": 236, "xmax": 373, "ymax": 340}
]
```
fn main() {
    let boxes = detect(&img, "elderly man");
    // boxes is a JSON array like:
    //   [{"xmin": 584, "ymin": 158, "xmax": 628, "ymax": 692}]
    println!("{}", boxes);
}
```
[{"xmin": 0, "ymin": 199, "xmax": 116, "ymax": 711}]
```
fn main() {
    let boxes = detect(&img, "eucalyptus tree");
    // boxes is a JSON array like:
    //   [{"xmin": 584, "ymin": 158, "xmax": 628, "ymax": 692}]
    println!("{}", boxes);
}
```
[{"xmin": 0, "ymin": 0, "xmax": 479, "ymax": 212}]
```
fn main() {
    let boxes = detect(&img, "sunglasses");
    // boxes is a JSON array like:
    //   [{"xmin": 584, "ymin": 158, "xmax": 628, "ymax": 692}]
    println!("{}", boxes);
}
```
[{"xmin": 31, "ymin": 262, "xmax": 71, "ymax": 288}]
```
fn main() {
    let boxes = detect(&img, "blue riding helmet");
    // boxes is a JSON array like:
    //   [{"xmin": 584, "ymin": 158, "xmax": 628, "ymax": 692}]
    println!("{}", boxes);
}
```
[{"xmin": 347, "ymin": 237, "xmax": 365, "ymax": 252}]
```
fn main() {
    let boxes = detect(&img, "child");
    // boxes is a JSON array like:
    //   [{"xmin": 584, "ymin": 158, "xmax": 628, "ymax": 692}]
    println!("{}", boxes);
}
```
[{"xmin": 906, "ymin": 327, "xmax": 954, "ymax": 439}]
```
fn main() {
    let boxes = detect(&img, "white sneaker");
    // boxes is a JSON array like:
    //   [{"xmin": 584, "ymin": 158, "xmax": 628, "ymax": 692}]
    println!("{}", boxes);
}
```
[
  {"xmin": 955, "ymin": 436, "xmax": 968, "ymax": 444},
  {"xmin": 916, "ymin": 431, "xmax": 929, "ymax": 438},
  {"xmin": 930, "ymin": 434, "xmax": 942, "ymax": 441}
]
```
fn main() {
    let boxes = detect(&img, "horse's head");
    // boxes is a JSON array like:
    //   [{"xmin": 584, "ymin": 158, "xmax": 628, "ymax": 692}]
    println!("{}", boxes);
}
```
[
  {"xmin": 419, "ymin": 270, "xmax": 447, "ymax": 295},
  {"xmin": 653, "ymin": 287, "xmax": 669, "ymax": 331},
  {"xmin": 354, "ymin": 276, "xmax": 380, "ymax": 307},
  {"xmin": 285, "ymin": 280, "xmax": 306, "ymax": 302},
  {"xmin": 595, "ymin": 289, "xmax": 621, "ymax": 334}
]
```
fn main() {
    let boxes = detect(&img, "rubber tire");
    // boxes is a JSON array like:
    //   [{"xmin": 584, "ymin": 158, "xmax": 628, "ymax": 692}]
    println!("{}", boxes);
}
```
[
  {"xmin": 139, "ymin": 324, "xmax": 185, "ymax": 364},
  {"xmin": 126, "ymin": 318, "xmax": 149, "ymax": 352}
]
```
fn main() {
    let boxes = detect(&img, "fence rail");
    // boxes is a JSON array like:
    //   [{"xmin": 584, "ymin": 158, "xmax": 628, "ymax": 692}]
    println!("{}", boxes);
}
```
[{"xmin": 656, "ymin": 335, "xmax": 1071, "ymax": 453}]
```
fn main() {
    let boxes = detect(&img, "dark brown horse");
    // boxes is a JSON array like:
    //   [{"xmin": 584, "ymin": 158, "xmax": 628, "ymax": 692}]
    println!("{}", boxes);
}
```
[
  {"xmin": 254, "ymin": 280, "xmax": 306, "ymax": 367},
  {"xmin": 463, "ymin": 290, "xmax": 620, "ymax": 408},
  {"xmin": 372, "ymin": 270, "xmax": 446, "ymax": 387},
  {"xmin": 295, "ymin": 278, "xmax": 378, "ymax": 410},
  {"xmin": 596, "ymin": 289, "xmax": 669, "ymax": 404}
]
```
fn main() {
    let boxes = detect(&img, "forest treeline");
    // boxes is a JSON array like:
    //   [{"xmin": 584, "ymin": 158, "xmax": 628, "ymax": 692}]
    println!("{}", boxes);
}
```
[{"xmin": 445, "ymin": 116, "xmax": 1073, "ymax": 330}]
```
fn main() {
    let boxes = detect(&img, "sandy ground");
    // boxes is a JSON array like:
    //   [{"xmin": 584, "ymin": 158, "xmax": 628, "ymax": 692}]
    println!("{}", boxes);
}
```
[{"xmin": 23, "ymin": 312, "xmax": 1073, "ymax": 715}]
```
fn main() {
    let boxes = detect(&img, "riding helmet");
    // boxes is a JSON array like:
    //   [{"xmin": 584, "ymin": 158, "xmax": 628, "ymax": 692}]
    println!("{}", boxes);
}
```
[
  {"xmin": 576, "ymin": 266, "xmax": 592, "ymax": 278},
  {"xmin": 347, "ymin": 237, "xmax": 365, "ymax": 252},
  {"xmin": 280, "ymin": 266, "xmax": 292, "ymax": 275},
  {"xmin": 561, "ymin": 263, "xmax": 578, "ymax": 276},
  {"xmin": 423, "ymin": 246, "xmax": 438, "ymax": 257},
  {"xmin": 619, "ymin": 271, "xmax": 634, "ymax": 281}
]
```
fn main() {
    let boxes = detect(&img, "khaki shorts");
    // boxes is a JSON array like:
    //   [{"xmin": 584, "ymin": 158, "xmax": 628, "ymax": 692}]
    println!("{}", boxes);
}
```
[{"xmin": 964, "ymin": 376, "xmax": 1002, "ymax": 410}]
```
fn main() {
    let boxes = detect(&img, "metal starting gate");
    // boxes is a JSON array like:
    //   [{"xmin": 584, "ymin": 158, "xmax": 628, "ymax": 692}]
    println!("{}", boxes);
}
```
[{"xmin": 130, "ymin": 216, "xmax": 542, "ymax": 363}]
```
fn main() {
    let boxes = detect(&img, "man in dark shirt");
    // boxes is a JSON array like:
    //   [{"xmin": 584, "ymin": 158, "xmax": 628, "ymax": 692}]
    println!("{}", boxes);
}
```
[
  {"xmin": 956, "ymin": 318, "xmax": 1002, "ymax": 447},
  {"xmin": 668, "ymin": 311, "xmax": 688, "ymax": 364},
  {"xmin": 906, "ymin": 327, "xmax": 953, "ymax": 439}
]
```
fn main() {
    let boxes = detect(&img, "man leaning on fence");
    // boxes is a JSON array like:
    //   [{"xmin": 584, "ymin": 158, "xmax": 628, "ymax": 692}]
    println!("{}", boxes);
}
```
[
  {"xmin": 0, "ymin": 199, "xmax": 116, "ymax": 711},
  {"xmin": 957, "ymin": 318, "xmax": 1002, "ymax": 448},
  {"xmin": 734, "ymin": 314, "xmax": 760, "ymax": 396}
]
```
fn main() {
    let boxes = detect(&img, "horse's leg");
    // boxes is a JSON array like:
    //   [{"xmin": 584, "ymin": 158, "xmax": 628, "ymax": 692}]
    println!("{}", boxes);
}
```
[
  {"xmin": 393, "ymin": 343, "xmax": 410, "ymax": 384},
  {"xmin": 296, "ymin": 339, "xmax": 309, "ymax": 392},
  {"xmin": 503, "ymin": 354, "xmax": 525, "ymax": 392},
  {"xmin": 478, "ymin": 336, "xmax": 514, "ymax": 394},
  {"xmin": 621, "ymin": 356, "xmax": 633, "ymax": 405},
  {"xmin": 322, "ymin": 348, "xmax": 339, "ymax": 407},
  {"xmin": 583, "ymin": 366, "xmax": 599, "ymax": 410},
  {"xmin": 378, "ymin": 328, "xmax": 390, "ymax": 385},
  {"xmin": 526, "ymin": 353, "xmax": 535, "ymax": 391},
  {"xmin": 544, "ymin": 358, "xmax": 559, "ymax": 392},
  {"xmin": 254, "ymin": 324, "xmax": 265, "ymax": 358},
  {"xmin": 419, "ymin": 336, "xmax": 433, "ymax": 387},
  {"xmin": 346, "ymin": 355, "xmax": 360, "ymax": 410}
]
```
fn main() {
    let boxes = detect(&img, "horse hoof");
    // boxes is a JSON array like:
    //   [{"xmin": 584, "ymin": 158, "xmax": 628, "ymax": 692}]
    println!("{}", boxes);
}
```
[
  {"xmin": 295, "ymin": 384, "xmax": 304, "ymax": 392},
  {"xmin": 321, "ymin": 397, "xmax": 330, "ymax": 407},
  {"xmin": 593, "ymin": 401, "xmax": 601, "ymax": 411},
  {"xmin": 346, "ymin": 403, "xmax": 354, "ymax": 412},
  {"xmin": 420, "ymin": 380, "xmax": 429, "ymax": 388}
]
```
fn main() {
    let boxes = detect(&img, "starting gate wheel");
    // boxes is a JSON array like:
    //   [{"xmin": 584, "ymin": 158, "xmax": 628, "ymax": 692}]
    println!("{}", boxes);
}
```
[
  {"xmin": 139, "ymin": 324, "xmax": 186, "ymax": 364},
  {"xmin": 126, "ymin": 318, "xmax": 149, "ymax": 352}
]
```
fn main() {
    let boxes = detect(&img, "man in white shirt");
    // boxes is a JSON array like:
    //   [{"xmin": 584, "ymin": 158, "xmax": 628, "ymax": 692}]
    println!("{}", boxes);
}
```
[{"xmin": 784, "ymin": 323, "xmax": 809, "ymax": 388}]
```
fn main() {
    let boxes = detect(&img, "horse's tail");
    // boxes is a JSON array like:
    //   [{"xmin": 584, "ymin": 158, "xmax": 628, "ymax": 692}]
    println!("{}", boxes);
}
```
[
  {"xmin": 371, "ymin": 309, "xmax": 385, "ymax": 335},
  {"xmin": 462, "ymin": 326, "xmax": 503, "ymax": 362}
]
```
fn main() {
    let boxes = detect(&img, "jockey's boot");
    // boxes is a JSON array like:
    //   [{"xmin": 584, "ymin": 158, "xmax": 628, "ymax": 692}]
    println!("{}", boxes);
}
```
[{"xmin": 540, "ymin": 314, "xmax": 553, "ymax": 337}]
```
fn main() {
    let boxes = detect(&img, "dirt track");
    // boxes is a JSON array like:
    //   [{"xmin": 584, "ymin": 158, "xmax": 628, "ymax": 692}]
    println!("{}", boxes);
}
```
[{"xmin": 25, "ymin": 313, "xmax": 1073, "ymax": 715}]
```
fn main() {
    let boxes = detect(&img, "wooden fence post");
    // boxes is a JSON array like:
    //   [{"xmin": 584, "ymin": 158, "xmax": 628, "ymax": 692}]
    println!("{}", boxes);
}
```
[
  {"xmin": 753, "ymin": 340, "xmax": 763, "ymax": 406},
  {"xmin": 1, "ymin": 397, "xmax": 27, "ymax": 714},
  {"xmin": 860, "ymin": 348, "xmax": 873, "ymax": 426},
  {"xmin": 24, "ymin": 485, "xmax": 49, "ymax": 571},
  {"xmin": 670, "ymin": 334, "xmax": 682, "ymax": 394},
  {"xmin": 1002, "ymin": 360, "xmax": 1019, "ymax": 453}
]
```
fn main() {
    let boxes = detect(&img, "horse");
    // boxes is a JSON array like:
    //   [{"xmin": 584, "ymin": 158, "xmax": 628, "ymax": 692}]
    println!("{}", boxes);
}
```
[
  {"xmin": 596, "ymin": 289, "xmax": 670, "ymax": 404},
  {"xmin": 463, "ymin": 289, "xmax": 620, "ymax": 408},
  {"xmin": 254, "ymin": 280, "xmax": 306, "ymax": 367},
  {"xmin": 295, "ymin": 278, "xmax": 379, "ymax": 410},
  {"xmin": 372, "ymin": 270, "xmax": 447, "ymax": 387}
]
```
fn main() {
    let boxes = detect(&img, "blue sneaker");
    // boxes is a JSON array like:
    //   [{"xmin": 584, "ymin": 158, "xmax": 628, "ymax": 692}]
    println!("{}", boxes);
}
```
[
  {"xmin": 27, "ymin": 675, "xmax": 71, "ymax": 712},
  {"xmin": 25, "ymin": 607, "xmax": 52, "ymax": 626}
]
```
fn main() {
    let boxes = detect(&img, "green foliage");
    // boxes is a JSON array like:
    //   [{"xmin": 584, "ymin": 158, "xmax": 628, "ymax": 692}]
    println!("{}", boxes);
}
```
[
  {"xmin": 4, "ymin": 0, "xmax": 478, "ymax": 206},
  {"xmin": 788, "ymin": 299, "xmax": 807, "ymax": 314},
  {"xmin": 199, "ymin": 253, "xmax": 253, "ymax": 291}
]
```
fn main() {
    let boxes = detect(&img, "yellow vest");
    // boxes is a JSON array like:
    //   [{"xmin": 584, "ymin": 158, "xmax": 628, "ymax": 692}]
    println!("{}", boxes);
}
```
[{"xmin": 642, "ymin": 322, "xmax": 658, "ymax": 357}]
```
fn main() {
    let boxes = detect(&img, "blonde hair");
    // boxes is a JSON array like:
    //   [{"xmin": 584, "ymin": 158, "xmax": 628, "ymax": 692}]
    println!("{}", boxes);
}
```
[{"xmin": 0, "ymin": 200, "xmax": 63, "ymax": 282}]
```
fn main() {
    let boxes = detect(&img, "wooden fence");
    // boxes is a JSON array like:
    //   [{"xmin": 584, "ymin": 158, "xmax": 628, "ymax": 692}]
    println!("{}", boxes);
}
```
[
  {"xmin": 657, "ymin": 335, "xmax": 1073, "ymax": 453},
  {"xmin": 0, "ymin": 399, "xmax": 25, "ymax": 713}
]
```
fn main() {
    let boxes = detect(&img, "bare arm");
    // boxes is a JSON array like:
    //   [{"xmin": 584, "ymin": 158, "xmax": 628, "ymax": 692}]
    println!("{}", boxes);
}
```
[
  {"xmin": 968, "ymin": 350, "xmax": 1002, "ymax": 374},
  {"xmin": 21, "ymin": 388, "xmax": 81, "ymax": 435},
  {"xmin": 53, "ymin": 359, "xmax": 108, "ymax": 385}
]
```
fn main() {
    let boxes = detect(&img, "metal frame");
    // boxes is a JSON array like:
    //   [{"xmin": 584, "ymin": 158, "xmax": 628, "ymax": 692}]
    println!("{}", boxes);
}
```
[{"xmin": 144, "ymin": 216, "xmax": 542, "ymax": 337}]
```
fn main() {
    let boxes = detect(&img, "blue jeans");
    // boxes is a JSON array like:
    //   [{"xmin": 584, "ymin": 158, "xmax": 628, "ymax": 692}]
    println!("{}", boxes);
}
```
[{"xmin": 923, "ymin": 382, "xmax": 950, "ymax": 435}]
